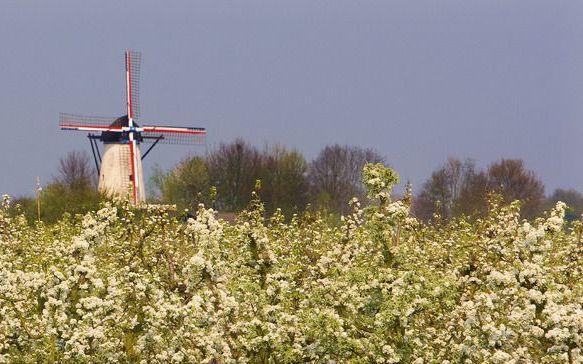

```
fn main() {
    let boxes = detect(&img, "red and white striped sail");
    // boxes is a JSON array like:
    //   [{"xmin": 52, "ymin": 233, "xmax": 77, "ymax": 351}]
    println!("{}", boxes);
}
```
[
  {"xmin": 59, "ymin": 114, "xmax": 207, "ymax": 144},
  {"xmin": 141, "ymin": 125, "xmax": 206, "ymax": 144},
  {"xmin": 125, "ymin": 51, "xmax": 140, "ymax": 203},
  {"xmin": 128, "ymin": 138, "xmax": 139, "ymax": 203}
]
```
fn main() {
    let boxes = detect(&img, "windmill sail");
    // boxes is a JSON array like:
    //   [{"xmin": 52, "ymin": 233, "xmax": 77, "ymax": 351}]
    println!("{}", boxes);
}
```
[
  {"xmin": 126, "ymin": 51, "xmax": 141, "ymax": 121},
  {"xmin": 141, "ymin": 125, "xmax": 206, "ymax": 145},
  {"xmin": 59, "ymin": 113, "xmax": 120, "ymax": 132}
]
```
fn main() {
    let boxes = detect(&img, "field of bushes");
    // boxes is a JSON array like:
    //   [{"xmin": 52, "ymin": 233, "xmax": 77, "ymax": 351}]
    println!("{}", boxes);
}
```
[{"xmin": 0, "ymin": 164, "xmax": 581, "ymax": 363}]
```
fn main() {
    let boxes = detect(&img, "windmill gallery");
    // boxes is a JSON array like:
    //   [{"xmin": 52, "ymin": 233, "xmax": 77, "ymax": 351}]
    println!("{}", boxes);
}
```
[{"xmin": 59, "ymin": 51, "xmax": 206, "ymax": 205}]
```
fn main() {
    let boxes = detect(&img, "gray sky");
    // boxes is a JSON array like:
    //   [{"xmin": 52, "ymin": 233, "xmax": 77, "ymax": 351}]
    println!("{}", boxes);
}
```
[{"xmin": 1, "ymin": 1, "xmax": 582, "ymax": 198}]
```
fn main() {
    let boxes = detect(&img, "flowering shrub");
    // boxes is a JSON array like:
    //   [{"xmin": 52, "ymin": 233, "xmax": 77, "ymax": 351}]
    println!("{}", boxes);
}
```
[{"xmin": 0, "ymin": 165, "xmax": 581, "ymax": 363}]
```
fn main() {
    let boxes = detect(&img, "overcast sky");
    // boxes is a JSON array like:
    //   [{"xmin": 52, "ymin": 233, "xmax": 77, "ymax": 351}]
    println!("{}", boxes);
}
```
[{"xmin": 1, "ymin": 1, "xmax": 582, "ymax": 198}]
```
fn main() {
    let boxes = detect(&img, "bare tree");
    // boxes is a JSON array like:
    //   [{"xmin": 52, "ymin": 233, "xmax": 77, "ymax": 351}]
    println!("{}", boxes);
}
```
[
  {"xmin": 414, "ymin": 158, "xmax": 486, "ymax": 221},
  {"xmin": 415, "ymin": 158, "xmax": 545, "ymax": 221},
  {"xmin": 455, "ymin": 170, "xmax": 489, "ymax": 218},
  {"xmin": 414, "ymin": 167, "xmax": 452, "ymax": 221},
  {"xmin": 487, "ymin": 159, "xmax": 544, "ymax": 219},
  {"xmin": 308, "ymin": 144, "xmax": 384, "ymax": 214},
  {"xmin": 207, "ymin": 139, "xmax": 262, "ymax": 211},
  {"xmin": 57, "ymin": 150, "xmax": 96, "ymax": 190}
]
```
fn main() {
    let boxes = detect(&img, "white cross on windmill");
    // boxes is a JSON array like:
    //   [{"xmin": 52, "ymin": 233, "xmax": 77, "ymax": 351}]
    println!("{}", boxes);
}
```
[{"xmin": 59, "ymin": 51, "xmax": 206, "ymax": 205}]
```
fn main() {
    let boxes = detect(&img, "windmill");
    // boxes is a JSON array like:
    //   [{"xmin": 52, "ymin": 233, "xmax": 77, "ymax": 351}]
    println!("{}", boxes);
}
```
[{"xmin": 59, "ymin": 51, "xmax": 206, "ymax": 204}]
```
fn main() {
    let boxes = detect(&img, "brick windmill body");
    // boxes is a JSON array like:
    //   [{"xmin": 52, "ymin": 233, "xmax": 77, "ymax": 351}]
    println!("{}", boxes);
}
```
[{"xmin": 60, "ymin": 51, "xmax": 206, "ymax": 204}]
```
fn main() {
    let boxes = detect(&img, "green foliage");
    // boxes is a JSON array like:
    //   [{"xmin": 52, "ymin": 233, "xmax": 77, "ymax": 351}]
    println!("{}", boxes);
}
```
[
  {"xmin": 11, "ymin": 182, "xmax": 104, "ymax": 225},
  {"xmin": 362, "ymin": 162, "xmax": 400, "ymax": 205},
  {"xmin": 153, "ymin": 142, "xmax": 309, "ymax": 217},
  {"xmin": 150, "ymin": 156, "xmax": 211, "ymax": 210},
  {"xmin": 258, "ymin": 146, "xmax": 309, "ymax": 216},
  {"xmin": 546, "ymin": 188, "xmax": 583, "ymax": 223}
]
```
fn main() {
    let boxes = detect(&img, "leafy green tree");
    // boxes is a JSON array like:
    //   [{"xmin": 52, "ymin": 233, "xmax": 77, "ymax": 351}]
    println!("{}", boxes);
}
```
[
  {"xmin": 150, "ymin": 156, "xmax": 211, "ymax": 210},
  {"xmin": 11, "ymin": 151, "xmax": 103, "ymax": 224},
  {"xmin": 12, "ymin": 180, "xmax": 102, "ymax": 225},
  {"xmin": 258, "ymin": 145, "xmax": 309, "ymax": 216},
  {"xmin": 150, "ymin": 141, "xmax": 309, "ymax": 216},
  {"xmin": 545, "ymin": 188, "xmax": 583, "ymax": 223},
  {"xmin": 40, "ymin": 182, "xmax": 103, "ymax": 224}
]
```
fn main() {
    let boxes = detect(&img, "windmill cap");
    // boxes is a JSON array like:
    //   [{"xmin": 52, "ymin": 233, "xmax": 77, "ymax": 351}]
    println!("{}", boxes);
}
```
[{"xmin": 101, "ymin": 115, "xmax": 142, "ymax": 143}]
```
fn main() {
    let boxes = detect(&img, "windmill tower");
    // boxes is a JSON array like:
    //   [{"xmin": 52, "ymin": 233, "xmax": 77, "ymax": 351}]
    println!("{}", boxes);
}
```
[{"xmin": 59, "ymin": 51, "xmax": 206, "ymax": 204}]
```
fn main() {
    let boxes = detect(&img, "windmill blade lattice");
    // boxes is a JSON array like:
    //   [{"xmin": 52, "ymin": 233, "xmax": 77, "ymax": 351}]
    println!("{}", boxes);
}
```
[
  {"xmin": 126, "ymin": 51, "xmax": 141, "ymax": 120},
  {"xmin": 59, "ymin": 113, "xmax": 120, "ymax": 131},
  {"xmin": 141, "ymin": 125, "xmax": 206, "ymax": 145}
]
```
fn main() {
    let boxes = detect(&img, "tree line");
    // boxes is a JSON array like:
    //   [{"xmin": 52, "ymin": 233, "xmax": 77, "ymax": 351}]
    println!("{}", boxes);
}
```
[
  {"xmin": 10, "ymin": 140, "xmax": 583, "ymax": 223},
  {"xmin": 151, "ymin": 141, "xmax": 583, "ymax": 223},
  {"xmin": 149, "ymin": 139, "xmax": 384, "ymax": 216},
  {"xmin": 412, "ymin": 157, "xmax": 583, "ymax": 223},
  {"xmin": 12, "ymin": 150, "xmax": 102, "ymax": 224}
]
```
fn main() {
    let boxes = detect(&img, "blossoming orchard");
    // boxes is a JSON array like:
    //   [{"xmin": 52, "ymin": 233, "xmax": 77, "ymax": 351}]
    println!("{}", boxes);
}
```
[{"xmin": 0, "ymin": 164, "xmax": 581, "ymax": 363}]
